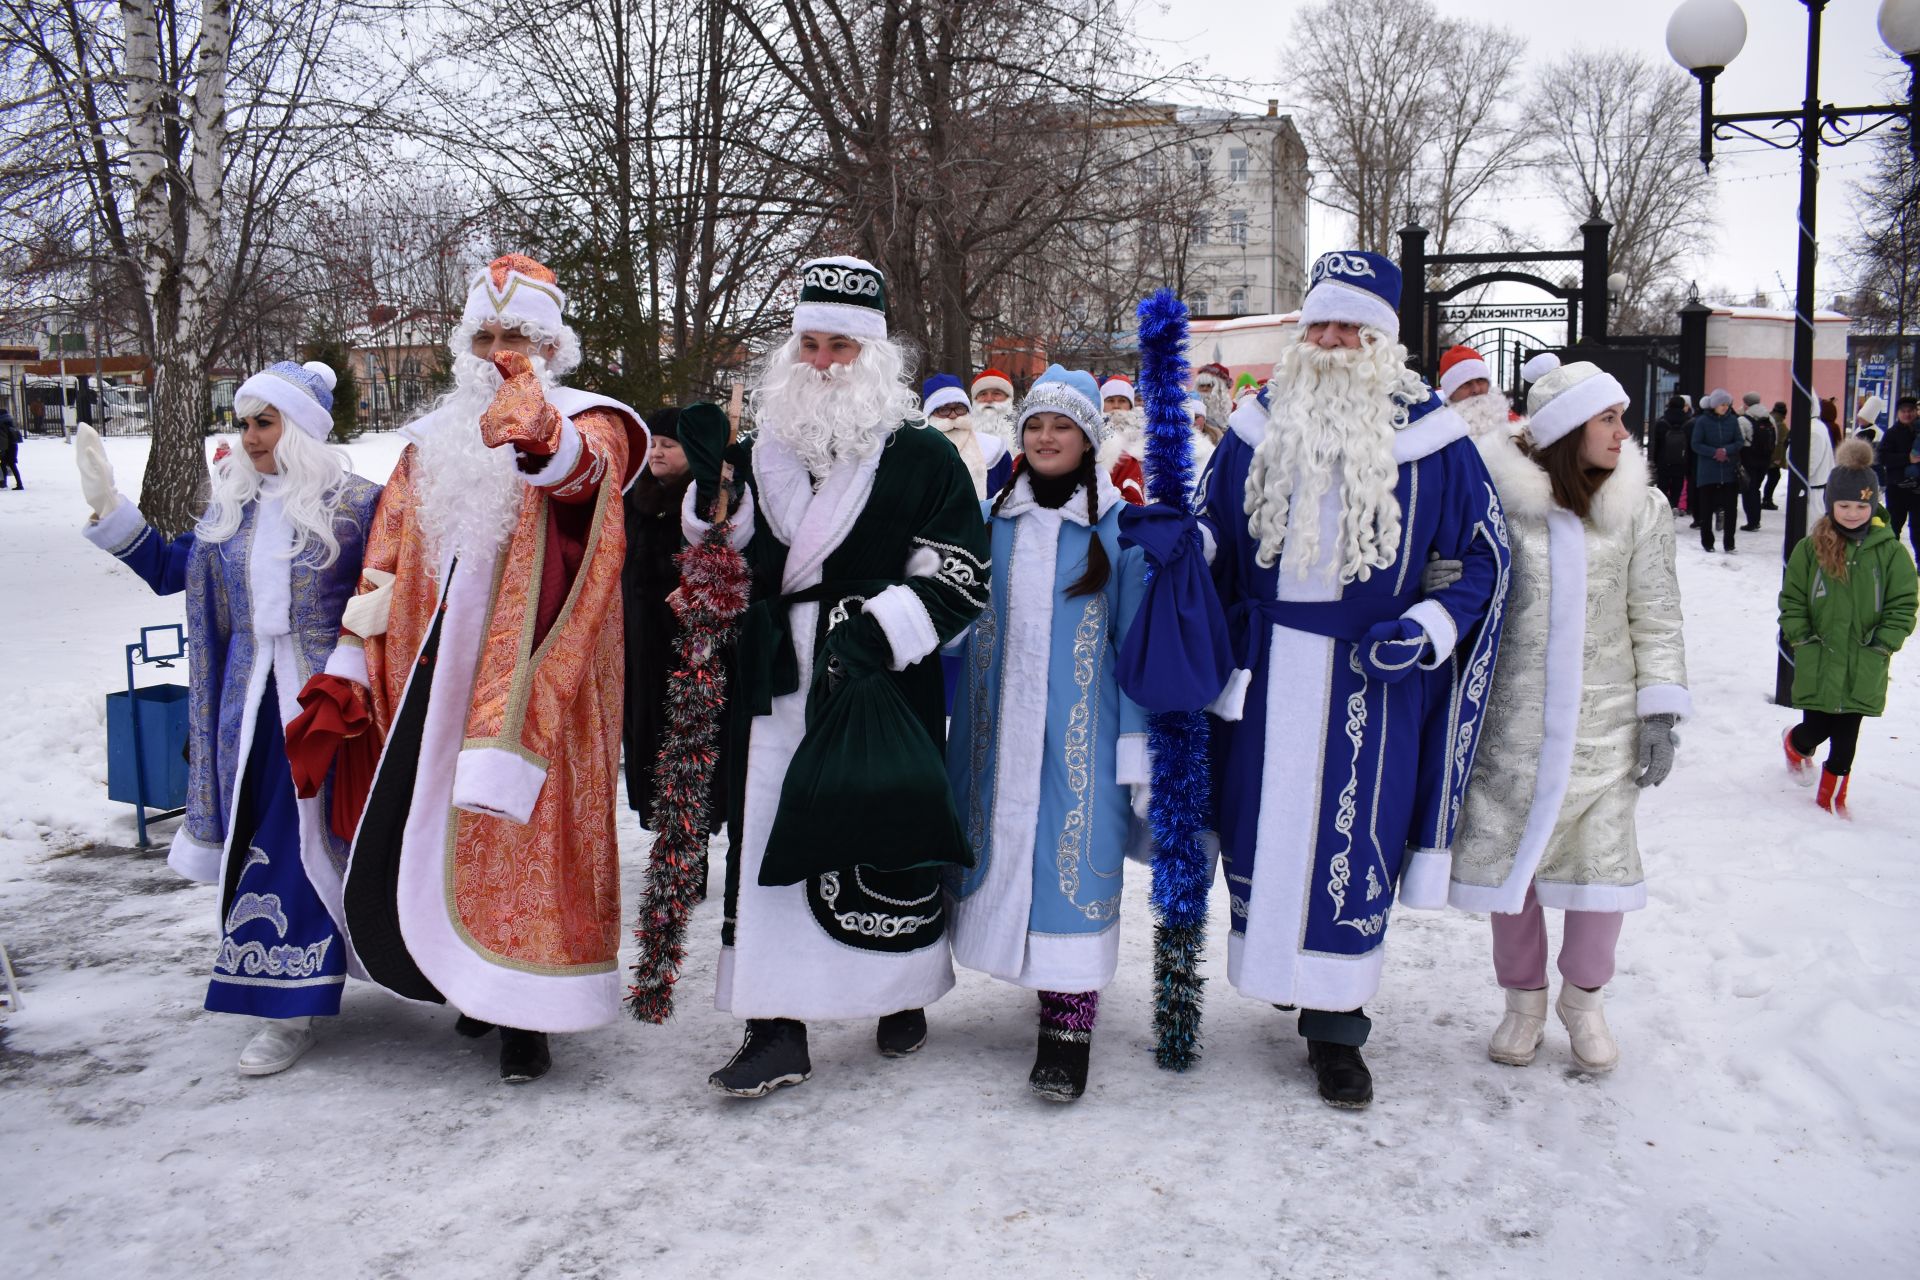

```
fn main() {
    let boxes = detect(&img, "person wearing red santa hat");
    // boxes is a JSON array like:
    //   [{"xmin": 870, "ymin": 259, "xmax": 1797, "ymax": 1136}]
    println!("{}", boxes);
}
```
[
  {"xmin": 970, "ymin": 367, "xmax": 1018, "ymax": 440},
  {"xmin": 1194, "ymin": 361, "xmax": 1234, "ymax": 431},
  {"xmin": 1438, "ymin": 344, "xmax": 1515, "ymax": 441},
  {"xmin": 1096, "ymin": 376, "xmax": 1146, "ymax": 504}
]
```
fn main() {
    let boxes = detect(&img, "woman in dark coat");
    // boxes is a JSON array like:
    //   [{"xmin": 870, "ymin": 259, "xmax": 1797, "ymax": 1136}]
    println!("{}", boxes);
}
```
[{"xmin": 620, "ymin": 408, "xmax": 732, "ymax": 855}]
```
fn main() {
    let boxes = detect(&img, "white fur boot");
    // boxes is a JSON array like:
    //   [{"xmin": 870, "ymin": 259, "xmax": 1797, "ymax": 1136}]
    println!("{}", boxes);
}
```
[
  {"xmin": 1555, "ymin": 985, "xmax": 1619, "ymax": 1073},
  {"xmin": 1488, "ymin": 987, "xmax": 1549, "ymax": 1066},
  {"xmin": 238, "ymin": 1016, "xmax": 316, "ymax": 1076}
]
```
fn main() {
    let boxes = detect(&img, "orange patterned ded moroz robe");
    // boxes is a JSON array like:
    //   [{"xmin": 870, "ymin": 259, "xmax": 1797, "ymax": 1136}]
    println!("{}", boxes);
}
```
[{"xmin": 324, "ymin": 379, "xmax": 648, "ymax": 1033}]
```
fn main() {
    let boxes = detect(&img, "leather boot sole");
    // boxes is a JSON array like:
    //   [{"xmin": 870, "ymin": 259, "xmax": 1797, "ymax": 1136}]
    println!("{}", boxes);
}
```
[{"xmin": 708, "ymin": 1069, "xmax": 811, "ymax": 1099}]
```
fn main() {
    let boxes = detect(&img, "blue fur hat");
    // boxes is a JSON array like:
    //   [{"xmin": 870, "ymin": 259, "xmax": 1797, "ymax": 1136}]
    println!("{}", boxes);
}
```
[
  {"xmin": 1299, "ymin": 250, "xmax": 1402, "ymax": 335},
  {"xmin": 1016, "ymin": 364, "xmax": 1106, "ymax": 450},
  {"xmin": 234, "ymin": 360, "xmax": 337, "ymax": 440},
  {"xmin": 921, "ymin": 373, "xmax": 969, "ymax": 416}
]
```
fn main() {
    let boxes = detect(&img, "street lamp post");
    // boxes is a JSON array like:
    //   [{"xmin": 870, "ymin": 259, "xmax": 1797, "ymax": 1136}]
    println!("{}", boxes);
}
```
[{"xmin": 1667, "ymin": 0, "xmax": 1920, "ymax": 706}]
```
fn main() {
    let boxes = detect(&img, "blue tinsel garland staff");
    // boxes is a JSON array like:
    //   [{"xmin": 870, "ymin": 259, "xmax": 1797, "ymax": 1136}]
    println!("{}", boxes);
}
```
[{"xmin": 1118, "ymin": 289, "xmax": 1221, "ymax": 1070}]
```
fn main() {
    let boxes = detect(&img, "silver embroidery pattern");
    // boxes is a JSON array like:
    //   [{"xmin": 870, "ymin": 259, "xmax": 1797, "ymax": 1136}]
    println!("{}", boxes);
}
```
[
  {"xmin": 913, "ymin": 536, "xmax": 990, "ymax": 609},
  {"xmin": 826, "ymin": 594, "xmax": 868, "ymax": 630},
  {"xmin": 1327, "ymin": 651, "xmax": 1367, "ymax": 923},
  {"xmin": 1056, "ymin": 595, "xmax": 1119, "ymax": 922},
  {"xmin": 966, "ymin": 605, "xmax": 999, "ymax": 860},
  {"xmin": 1310, "ymin": 250, "xmax": 1379, "ymax": 285},
  {"xmin": 817, "ymin": 871, "xmax": 941, "ymax": 939},
  {"xmin": 214, "ymin": 936, "xmax": 334, "ymax": 979}
]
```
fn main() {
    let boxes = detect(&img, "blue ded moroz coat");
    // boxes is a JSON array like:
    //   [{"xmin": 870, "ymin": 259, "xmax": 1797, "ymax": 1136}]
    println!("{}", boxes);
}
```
[
  {"xmin": 947, "ymin": 470, "xmax": 1150, "ymax": 993},
  {"xmin": 83, "ymin": 476, "xmax": 381, "ymax": 1015},
  {"xmin": 1205, "ymin": 392, "xmax": 1510, "ymax": 1012}
]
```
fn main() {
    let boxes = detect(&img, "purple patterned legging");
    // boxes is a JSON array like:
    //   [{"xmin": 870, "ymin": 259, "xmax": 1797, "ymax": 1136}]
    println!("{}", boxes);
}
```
[{"xmin": 1038, "ymin": 990, "xmax": 1098, "ymax": 1031}]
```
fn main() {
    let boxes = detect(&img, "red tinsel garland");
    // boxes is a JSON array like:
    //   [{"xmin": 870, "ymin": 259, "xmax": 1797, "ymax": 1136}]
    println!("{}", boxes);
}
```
[{"xmin": 625, "ymin": 522, "xmax": 751, "ymax": 1024}]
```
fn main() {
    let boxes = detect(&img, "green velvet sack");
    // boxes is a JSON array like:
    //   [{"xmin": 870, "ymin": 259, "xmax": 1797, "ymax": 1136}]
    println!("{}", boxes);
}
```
[{"xmin": 759, "ymin": 649, "xmax": 971, "ymax": 887}]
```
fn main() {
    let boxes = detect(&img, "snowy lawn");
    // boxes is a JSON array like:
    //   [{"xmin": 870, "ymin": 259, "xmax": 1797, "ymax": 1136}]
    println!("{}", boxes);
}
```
[{"xmin": 1, "ymin": 432, "xmax": 1915, "ymax": 1277}]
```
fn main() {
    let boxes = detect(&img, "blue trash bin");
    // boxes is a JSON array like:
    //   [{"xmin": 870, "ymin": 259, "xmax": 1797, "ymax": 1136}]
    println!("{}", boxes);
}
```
[{"xmin": 106, "ymin": 683, "xmax": 190, "ymax": 810}]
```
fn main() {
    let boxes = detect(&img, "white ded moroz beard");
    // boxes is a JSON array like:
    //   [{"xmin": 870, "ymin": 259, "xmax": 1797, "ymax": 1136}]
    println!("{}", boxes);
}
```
[
  {"xmin": 749, "ymin": 333, "xmax": 914, "ymax": 481},
  {"xmin": 1244, "ymin": 332, "xmax": 1427, "ymax": 583},
  {"xmin": 1454, "ymin": 388, "xmax": 1515, "ymax": 440},
  {"xmin": 413, "ymin": 351, "xmax": 535, "ymax": 576},
  {"xmin": 970, "ymin": 399, "xmax": 1015, "ymax": 437},
  {"xmin": 1097, "ymin": 406, "xmax": 1146, "ymax": 469}
]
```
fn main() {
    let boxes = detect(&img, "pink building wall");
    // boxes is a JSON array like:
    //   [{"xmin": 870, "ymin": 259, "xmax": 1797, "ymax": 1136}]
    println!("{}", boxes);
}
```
[{"xmin": 1703, "ymin": 306, "xmax": 1849, "ymax": 409}]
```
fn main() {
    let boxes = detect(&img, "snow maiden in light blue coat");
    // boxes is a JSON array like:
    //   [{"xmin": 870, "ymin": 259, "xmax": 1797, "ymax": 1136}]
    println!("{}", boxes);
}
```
[
  {"xmin": 75, "ymin": 361, "xmax": 379, "ymax": 1076},
  {"xmin": 948, "ymin": 365, "xmax": 1151, "ymax": 1101}
]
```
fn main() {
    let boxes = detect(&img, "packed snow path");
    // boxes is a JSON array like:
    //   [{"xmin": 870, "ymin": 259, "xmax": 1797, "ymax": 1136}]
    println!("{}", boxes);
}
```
[{"xmin": 1, "ymin": 433, "xmax": 1914, "ymax": 1277}]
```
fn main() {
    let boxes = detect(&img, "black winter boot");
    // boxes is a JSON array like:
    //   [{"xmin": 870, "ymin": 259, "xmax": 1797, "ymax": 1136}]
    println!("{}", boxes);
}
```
[
  {"xmin": 709, "ymin": 1019, "xmax": 811, "ymax": 1097},
  {"xmin": 876, "ymin": 1008, "xmax": 928, "ymax": 1057},
  {"xmin": 1028, "ymin": 1025, "xmax": 1092, "ymax": 1102},
  {"xmin": 1306, "ymin": 1039, "xmax": 1373, "ymax": 1109},
  {"xmin": 454, "ymin": 1014, "xmax": 496, "ymax": 1038},
  {"xmin": 499, "ymin": 1028, "xmax": 551, "ymax": 1084}
]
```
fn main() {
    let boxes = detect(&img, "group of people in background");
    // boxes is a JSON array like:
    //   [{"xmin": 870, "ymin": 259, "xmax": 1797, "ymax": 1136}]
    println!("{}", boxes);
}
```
[{"xmin": 65, "ymin": 245, "xmax": 1913, "ymax": 1119}]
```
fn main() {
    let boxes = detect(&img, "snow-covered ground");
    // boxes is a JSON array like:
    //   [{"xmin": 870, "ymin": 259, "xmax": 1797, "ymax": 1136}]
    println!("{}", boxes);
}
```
[{"xmin": 2, "ymin": 431, "xmax": 1915, "ymax": 1278}]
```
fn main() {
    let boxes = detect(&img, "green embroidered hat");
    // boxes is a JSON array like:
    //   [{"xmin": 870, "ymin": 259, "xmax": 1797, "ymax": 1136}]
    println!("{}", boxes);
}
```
[{"xmin": 794, "ymin": 255, "xmax": 888, "ymax": 340}]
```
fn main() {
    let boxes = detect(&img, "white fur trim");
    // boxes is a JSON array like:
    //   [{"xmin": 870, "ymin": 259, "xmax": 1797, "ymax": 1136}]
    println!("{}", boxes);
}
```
[
  {"xmin": 679, "ymin": 478, "xmax": 755, "ymax": 550},
  {"xmin": 1393, "ymin": 404, "xmax": 1471, "ymax": 464},
  {"xmin": 1115, "ymin": 733, "xmax": 1150, "ymax": 787},
  {"xmin": 791, "ymin": 300, "xmax": 886, "ymax": 341},
  {"xmin": 1438, "ymin": 358, "xmax": 1493, "ymax": 400},
  {"xmin": 1636, "ymin": 683, "xmax": 1692, "ymax": 720},
  {"xmin": 948, "ymin": 498, "xmax": 1064, "ymax": 983},
  {"xmin": 1534, "ymin": 879, "xmax": 1648, "ymax": 913},
  {"xmin": 1100, "ymin": 378, "xmax": 1135, "ymax": 404},
  {"xmin": 462, "ymin": 267, "xmax": 565, "ymax": 335},
  {"xmin": 1527, "ymin": 371, "xmax": 1628, "ymax": 447},
  {"xmin": 451, "ymin": 746, "xmax": 548, "ymax": 825},
  {"xmin": 84, "ymin": 494, "xmax": 147, "ymax": 555},
  {"xmin": 237, "ymin": 368, "xmax": 331, "ymax": 440},
  {"xmin": 1522, "ymin": 352, "xmax": 1560, "ymax": 383},
  {"xmin": 1002, "ymin": 925, "xmax": 1122, "ymax": 993},
  {"xmin": 1227, "ymin": 396, "xmax": 1269, "ymax": 448},
  {"xmin": 1207, "ymin": 667, "xmax": 1251, "ymax": 720},
  {"xmin": 167, "ymin": 826, "xmax": 224, "ymax": 884},
  {"xmin": 516, "ymin": 418, "xmax": 582, "ymax": 488},
  {"xmin": 1455, "ymin": 506, "xmax": 1587, "ymax": 915},
  {"xmin": 1477, "ymin": 431, "xmax": 1554, "ymax": 518},
  {"xmin": 1395, "ymin": 847, "xmax": 1452, "ymax": 911},
  {"xmin": 323, "ymin": 641, "xmax": 368, "ymax": 686},
  {"xmin": 1401, "ymin": 598, "xmax": 1458, "ymax": 670},
  {"xmin": 972, "ymin": 373, "xmax": 1014, "ymax": 400},
  {"xmin": 1585, "ymin": 442, "xmax": 1651, "ymax": 534},
  {"xmin": 247, "ymin": 492, "xmax": 293, "ymax": 638},
  {"xmin": 994, "ymin": 468, "xmax": 1121, "ymax": 526},
  {"xmin": 864, "ymin": 583, "xmax": 940, "ymax": 671},
  {"xmin": 1200, "ymin": 523, "xmax": 1217, "ymax": 565},
  {"xmin": 977, "ymin": 433, "xmax": 1010, "ymax": 467},
  {"xmin": 904, "ymin": 545, "xmax": 941, "ymax": 578},
  {"xmin": 1299, "ymin": 279, "xmax": 1399, "ymax": 335},
  {"xmin": 923, "ymin": 385, "xmax": 970, "ymax": 416}
]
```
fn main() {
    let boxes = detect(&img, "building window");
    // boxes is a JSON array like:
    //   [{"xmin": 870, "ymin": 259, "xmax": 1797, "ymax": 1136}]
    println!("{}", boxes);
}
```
[
  {"xmin": 1230, "ymin": 147, "xmax": 1249, "ymax": 182},
  {"xmin": 1229, "ymin": 289, "xmax": 1247, "ymax": 316},
  {"xmin": 1191, "ymin": 212, "xmax": 1210, "ymax": 247},
  {"xmin": 1190, "ymin": 146, "xmax": 1210, "ymax": 177},
  {"xmin": 1191, "ymin": 293, "xmax": 1209, "ymax": 315},
  {"xmin": 1228, "ymin": 209, "xmax": 1248, "ymax": 246}
]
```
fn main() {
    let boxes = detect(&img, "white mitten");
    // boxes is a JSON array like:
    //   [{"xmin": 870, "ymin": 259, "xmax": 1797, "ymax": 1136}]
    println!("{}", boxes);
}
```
[
  {"xmin": 341, "ymin": 568, "xmax": 397, "ymax": 639},
  {"xmin": 75, "ymin": 423, "xmax": 120, "ymax": 520}
]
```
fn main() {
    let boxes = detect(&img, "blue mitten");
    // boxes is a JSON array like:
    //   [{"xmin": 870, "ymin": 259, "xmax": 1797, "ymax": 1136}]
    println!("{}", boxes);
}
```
[{"xmin": 1357, "ymin": 617, "xmax": 1430, "ymax": 685}]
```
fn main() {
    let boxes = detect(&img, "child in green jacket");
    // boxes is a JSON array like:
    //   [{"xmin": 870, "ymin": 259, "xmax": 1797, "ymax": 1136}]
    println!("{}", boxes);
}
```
[{"xmin": 1779, "ymin": 439, "xmax": 1919, "ymax": 815}]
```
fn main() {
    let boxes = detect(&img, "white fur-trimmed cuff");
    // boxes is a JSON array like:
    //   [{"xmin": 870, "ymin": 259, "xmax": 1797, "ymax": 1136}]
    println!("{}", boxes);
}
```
[
  {"xmin": 518, "ymin": 418, "xmax": 582, "ymax": 487},
  {"xmin": 1199, "ymin": 523, "xmax": 1217, "ymax": 565},
  {"xmin": 1636, "ymin": 683, "xmax": 1692, "ymax": 720},
  {"xmin": 864, "ymin": 583, "xmax": 940, "ymax": 671},
  {"xmin": 681, "ymin": 479, "xmax": 755, "ymax": 549},
  {"xmin": 1396, "ymin": 847, "xmax": 1452, "ymax": 910},
  {"xmin": 1402, "ymin": 598, "xmax": 1458, "ymax": 670},
  {"xmin": 167, "ymin": 826, "xmax": 224, "ymax": 884},
  {"xmin": 452, "ymin": 746, "xmax": 548, "ymax": 825},
  {"xmin": 83, "ymin": 494, "xmax": 147, "ymax": 556},
  {"xmin": 1116, "ymin": 733, "xmax": 1151, "ymax": 787},
  {"xmin": 323, "ymin": 640, "xmax": 368, "ymax": 687},
  {"xmin": 1534, "ymin": 879, "xmax": 1648, "ymax": 913},
  {"xmin": 1206, "ymin": 667, "xmax": 1252, "ymax": 721}
]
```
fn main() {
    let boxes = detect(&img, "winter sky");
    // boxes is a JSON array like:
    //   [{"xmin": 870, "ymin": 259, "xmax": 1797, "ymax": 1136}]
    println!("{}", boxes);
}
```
[{"xmin": 1140, "ymin": 0, "xmax": 1905, "ymax": 309}]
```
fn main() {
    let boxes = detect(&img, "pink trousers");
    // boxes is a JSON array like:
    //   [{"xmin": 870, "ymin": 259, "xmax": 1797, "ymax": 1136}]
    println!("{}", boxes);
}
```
[{"xmin": 1490, "ymin": 884, "xmax": 1624, "ymax": 991}]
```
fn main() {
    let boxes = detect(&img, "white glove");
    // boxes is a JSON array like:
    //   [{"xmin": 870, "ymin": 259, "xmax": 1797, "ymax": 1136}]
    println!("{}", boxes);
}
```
[
  {"xmin": 75, "ymin": 423, "xmax": 120, "ymax": 520},
  {"xmin": 341, "ymin": 568, "xmax": 397, "ymax": 639},
  {"xmin": 1130, "ymin": 783, "xmax": 1151, "ymax": 822}
]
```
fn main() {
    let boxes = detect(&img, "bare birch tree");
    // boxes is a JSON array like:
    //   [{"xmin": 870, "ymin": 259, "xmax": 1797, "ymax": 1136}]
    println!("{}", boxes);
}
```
[{"xmin": 1528, "ymin": 49, "xmax": 1714, "ymax": 333}]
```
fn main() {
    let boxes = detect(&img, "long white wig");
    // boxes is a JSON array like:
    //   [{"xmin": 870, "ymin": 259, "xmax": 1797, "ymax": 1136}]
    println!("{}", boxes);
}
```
[
  {"xmin": 748, "ymin": 332, "xmax": 916, "ymax": 478},
  {"xmin": 1245, "ymin": 327, "xmax": 1427, "ymax": 583},
  {"xmin": 198, "ymin": 394, "xmax": 354, "ymax": 567}
]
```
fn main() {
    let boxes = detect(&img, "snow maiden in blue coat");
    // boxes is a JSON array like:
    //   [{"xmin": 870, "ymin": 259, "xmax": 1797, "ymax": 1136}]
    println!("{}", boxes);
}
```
[
  {"xmin": 947, "ymin": 366, "xmax": 1151, "ymax": 1102},
  {"xmin": 75, "ymin": 362, "xmax": 380, "ymax": 1077},
  {"xmin": 1204, "ymin": 251, "xmax": 1510, "ymax": 1109}
]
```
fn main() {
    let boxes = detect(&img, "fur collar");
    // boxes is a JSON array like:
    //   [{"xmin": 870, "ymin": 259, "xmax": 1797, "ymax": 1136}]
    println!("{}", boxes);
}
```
[
  {"xmin": 1477, "ymin": 431, "xmax": 1651, "ymax": 534},
  {"xmin": 995, "ymin": 467, "xmax": 1120, "ymax": 526}
]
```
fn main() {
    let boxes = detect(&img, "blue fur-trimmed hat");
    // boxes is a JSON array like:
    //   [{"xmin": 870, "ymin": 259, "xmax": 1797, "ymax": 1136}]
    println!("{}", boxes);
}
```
[
  {"xmin": 1299, "ymin": 250, "xmax": 1402, "ymax": 336},
  {"xmin": 234, "ymin": 360, "xmax": 336, "ymax": 440},
  {"xmin": 921, "ymin": 373, "xmax": 968, "ymax": 416},
  {"xmin": 1016, "ymin": 364, "xmax": 1107, "ymax": 450}
]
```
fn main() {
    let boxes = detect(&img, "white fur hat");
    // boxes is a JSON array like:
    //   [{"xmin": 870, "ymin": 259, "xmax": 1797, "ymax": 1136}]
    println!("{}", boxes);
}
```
[{"xmin": 1523, "ymin": 353, "xmax": 1629, "ymax": 447}]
